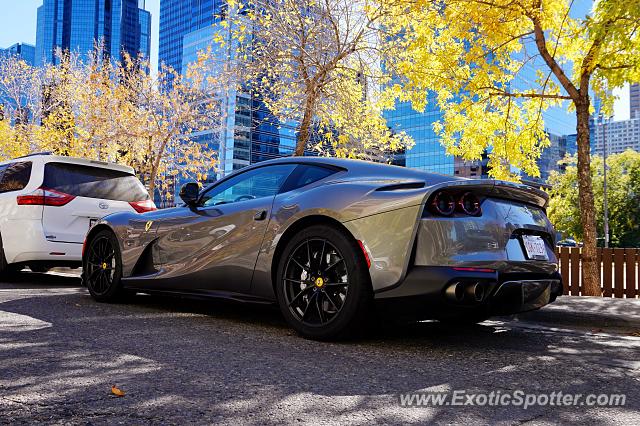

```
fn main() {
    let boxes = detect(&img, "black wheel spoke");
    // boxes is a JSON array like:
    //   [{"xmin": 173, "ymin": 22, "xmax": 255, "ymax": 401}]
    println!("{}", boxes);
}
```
[
  {"xmin": 317, "ymin": 240, "xmax": 326, "ymax": 272},
  {"xmin": 284, "ymin": 278, "xmax": 307, "ymax": 285},
  {"xmin": 324, "ymin": 291, "xmax": 340, "ymax": 311},
  {"xmin": 324, "ymin": 282, "xmax": 348, "ymax": 287},
  {"xmin": 88, "ymin": 267, "xmax": 101, "ymax": 280},
  {"xmin": 316, "ymin": 293, "xmax": 325, "ymax": 323},
  {"xmin": 291, "ymin": 258, "xmax": 309, "ymax": 273},
  {"xmin": 324, "ymin": 258, "xmax": 344, "ymax": 273},
  {"xmin": 301, "ymin": 292, "xmax": 317, "ymax": 321},
  {"xmin": 288, "ymin": 285, "xmax": 314, "ymax": 307}
]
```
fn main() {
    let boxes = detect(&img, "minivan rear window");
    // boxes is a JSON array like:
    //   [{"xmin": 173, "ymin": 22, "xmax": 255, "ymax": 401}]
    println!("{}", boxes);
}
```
[
  {"xmin": 0, "ymin": 161, "xmax": 32, "ymax": 193},
  {"xmin": 43, "ymin": 162, "xmax": 149, "ymax": 202}
]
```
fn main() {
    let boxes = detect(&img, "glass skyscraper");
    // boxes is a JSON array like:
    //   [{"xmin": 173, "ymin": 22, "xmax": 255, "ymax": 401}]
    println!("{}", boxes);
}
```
[
  {"xmin": 35, "ymin": 0, "xmax": 151, "ymax": 66},
  {"xmin": 0, "ymin": 43, "xmax": 36, "ymax": 66},
  {"xmin": 385, "ymin": 61, "xmax": 578, "ymax": 182},
  {"xmin": 383, "ymin": 94, "xmax": 454, "ymax": 175},
  {"xmin": 159, "ymin": 0, "xmax": 225, "ymax": 77},
  {"xmin": 162, "ymin": 1, "xmax": 314, "ymax": 180}
]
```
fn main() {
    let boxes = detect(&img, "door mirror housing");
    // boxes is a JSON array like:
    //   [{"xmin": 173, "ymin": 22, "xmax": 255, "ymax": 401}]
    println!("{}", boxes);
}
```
[{"xmin": 179, "ymin": 182, "xmax": 200, "ymax": 206}]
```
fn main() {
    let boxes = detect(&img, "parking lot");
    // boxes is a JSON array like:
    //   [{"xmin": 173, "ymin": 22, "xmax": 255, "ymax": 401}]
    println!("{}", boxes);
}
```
[{"xmin": 1, "ymin": 271, "xmax": 639, "ymax": 425}]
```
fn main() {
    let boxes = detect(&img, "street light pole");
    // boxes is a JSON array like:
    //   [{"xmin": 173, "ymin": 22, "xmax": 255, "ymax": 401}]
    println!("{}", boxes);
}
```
[{"xmin": 602, "ymin": 114, "xmax": 609, "ymax": 248}]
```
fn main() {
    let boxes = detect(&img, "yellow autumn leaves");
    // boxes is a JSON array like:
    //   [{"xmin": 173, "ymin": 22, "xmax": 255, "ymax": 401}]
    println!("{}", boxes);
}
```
[
  {"xmin": 0, "ymin": 49, "xmax": 228, "ymax": 203},
  {"xmin": 217, "ymin": 0, "xmax": 414, "ymax": 159}
]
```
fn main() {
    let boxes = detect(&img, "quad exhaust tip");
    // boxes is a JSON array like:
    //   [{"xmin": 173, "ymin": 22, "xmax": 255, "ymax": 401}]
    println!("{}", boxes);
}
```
[
  {"xmin": 465, "ymin": 282, "xmax": 485, "ymax": 302},
  {"xmin": 445, "ymin": 281, "xmax": 465, "ymax": 302},
  {"xmin": 445, "ymin": 281, "xmax": 487, "ymax": 303}
]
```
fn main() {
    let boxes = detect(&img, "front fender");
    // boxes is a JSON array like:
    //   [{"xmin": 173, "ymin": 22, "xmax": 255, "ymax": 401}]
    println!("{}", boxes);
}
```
[{"xmin": 90, "ymin": 212, "xmax": 160, "ymax": 277}]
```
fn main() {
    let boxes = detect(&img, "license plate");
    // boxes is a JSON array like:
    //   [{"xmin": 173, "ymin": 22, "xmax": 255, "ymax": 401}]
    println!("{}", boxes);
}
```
[
  {"xmin": 522, "ymin": 235, "xmax": 548, "ymax": 260},
  {"xmin": 89, "ymin": 218, "xmax": 98, "ymax": 228}
]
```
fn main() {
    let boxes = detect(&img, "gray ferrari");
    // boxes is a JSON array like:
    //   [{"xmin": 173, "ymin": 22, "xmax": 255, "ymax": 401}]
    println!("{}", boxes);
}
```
[{"xmin": 82, "ymin": 157, "xmax": 562, "ymax": 339}]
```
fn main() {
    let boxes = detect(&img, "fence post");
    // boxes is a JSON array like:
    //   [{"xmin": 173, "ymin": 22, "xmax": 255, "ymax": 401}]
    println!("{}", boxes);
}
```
[
  {"xmin": 560, "ymin": 247, "xmax": 570, "ymax": 294},
  {"xmin": 614, "ymin": 249, "xmax": 625, "ymax": 298},
  {"xmin": 570, "ymin": 248, "xmax": 580, "ymax": 296},
  {"xmin": 602, "ymin": 248, "xmax": 613, "ymax": 297}
]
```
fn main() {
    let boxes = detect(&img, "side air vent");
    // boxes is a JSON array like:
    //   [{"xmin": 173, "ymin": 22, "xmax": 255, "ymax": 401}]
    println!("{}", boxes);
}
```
[{"xmin": 376, "ymin": 182, "xmax": 425, "ymax": 191}]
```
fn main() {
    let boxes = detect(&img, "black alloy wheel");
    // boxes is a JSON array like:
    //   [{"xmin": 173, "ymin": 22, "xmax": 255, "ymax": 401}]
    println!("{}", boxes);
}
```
[
  {"xmin": 283, "ymin": 238, "xmax": 349, "ymax": 326},
  {"xmin": 276, "ymin": 225, "xmax": 372, "ymax": 340},
  {"xmin": 84, "ymin": 230, "xmax": 126, "ymax": 302}
]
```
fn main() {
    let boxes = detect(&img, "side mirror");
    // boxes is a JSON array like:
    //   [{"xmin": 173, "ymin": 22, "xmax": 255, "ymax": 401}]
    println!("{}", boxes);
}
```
[{"xmin": 179, "ymin": 182, "xmax": 200, "ymax": 206}]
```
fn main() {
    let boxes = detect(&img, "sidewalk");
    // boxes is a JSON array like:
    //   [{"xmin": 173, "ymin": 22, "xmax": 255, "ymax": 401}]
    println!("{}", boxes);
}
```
[{"xmin": 505, "ymin": 296, "xmax": 640, "ymax": 332}]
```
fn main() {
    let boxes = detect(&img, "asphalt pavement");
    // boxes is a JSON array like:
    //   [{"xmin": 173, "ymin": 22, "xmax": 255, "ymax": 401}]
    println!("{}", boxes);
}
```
[{"xmin": 1, "ymin": 271, "xmax": 639, "ymax": 425}]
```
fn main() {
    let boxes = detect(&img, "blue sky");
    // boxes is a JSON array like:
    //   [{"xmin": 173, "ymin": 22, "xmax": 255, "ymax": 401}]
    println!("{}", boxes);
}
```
[
  {"xmin": 0, "ymin": 0, "xmax": 160, "ymax": 74},
  {"xmin": 0, "ymin": 1, "xmax": 627, "ymax": 129}
]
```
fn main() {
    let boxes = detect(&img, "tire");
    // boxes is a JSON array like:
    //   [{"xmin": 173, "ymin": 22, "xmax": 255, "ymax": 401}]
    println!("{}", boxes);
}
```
[
  {"xmin": 275, "ymin": 224, "xmax": 372, "ymax": 340},
  {"xmin": 84, "ymin": 230, "xmax": 126, "ymax": 302}
]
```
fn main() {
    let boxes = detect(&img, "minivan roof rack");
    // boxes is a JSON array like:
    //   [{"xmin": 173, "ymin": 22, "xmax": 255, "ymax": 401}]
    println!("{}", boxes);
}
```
[{"xmin": 15, "ymin": 151, "xmax": 53, "ymax": 159}]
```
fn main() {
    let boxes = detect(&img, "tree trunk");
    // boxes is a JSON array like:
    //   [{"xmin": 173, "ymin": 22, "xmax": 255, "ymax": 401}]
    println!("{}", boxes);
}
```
[
  {"xmin": 575, "ymin": 100, "xmax": 601, "ymax": 296},
  {"xmin": 146, "ymin": 136, "xmax": 158, "ymax": 201},
  {"xmin": 295, "ymin": 94, "xmax": 315, "ymax": 156},
  {"xmin": 147, "ymin": 169, "xmax": 157, "ymax": 202}
]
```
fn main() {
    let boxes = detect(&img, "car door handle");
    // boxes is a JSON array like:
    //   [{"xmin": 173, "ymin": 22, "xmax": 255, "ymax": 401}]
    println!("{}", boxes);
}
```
[{"xmin": 254, "ymin": 210, "xmax": 267, "ymax": 221}]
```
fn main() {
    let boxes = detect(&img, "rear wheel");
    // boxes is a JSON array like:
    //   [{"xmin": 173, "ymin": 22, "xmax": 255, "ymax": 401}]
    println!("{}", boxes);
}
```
[
  {"xmin": 275, "ymin": 225, "xmax": 372, "ymax": 340},
  {"xmin": 84, "ymin": 230, "xmax": 126, "ymax": 302}
]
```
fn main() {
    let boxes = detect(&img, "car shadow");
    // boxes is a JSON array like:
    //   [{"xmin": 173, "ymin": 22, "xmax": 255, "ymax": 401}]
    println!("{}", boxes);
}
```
[
  {"xmin": 1, "ymin": 270, "xmax": 82, "ymax": 287},
  {"xmin": 1, "ymin": 284, "xmax": 639, "ymax": 424}
]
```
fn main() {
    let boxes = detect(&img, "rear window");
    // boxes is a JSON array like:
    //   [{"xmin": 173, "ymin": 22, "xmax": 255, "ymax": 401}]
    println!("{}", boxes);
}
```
[
  {"xmin": 0, "ymin": 161, "xmax": 32, "ymax": 193},
  {"xmin": 43, "ymin": 162, "xmax": 149, "ymax": 202}
]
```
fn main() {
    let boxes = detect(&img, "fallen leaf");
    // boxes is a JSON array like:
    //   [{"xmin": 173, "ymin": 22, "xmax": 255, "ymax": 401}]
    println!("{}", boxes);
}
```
[{"xmin": 111, "ymin": 385, "xmax": 125, "ymax": 397}]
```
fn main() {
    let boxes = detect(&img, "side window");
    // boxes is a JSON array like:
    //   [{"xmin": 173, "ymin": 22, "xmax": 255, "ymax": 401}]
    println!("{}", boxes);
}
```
[
  {"xmin": 281, "ymin": 164, "xmax": 338, "ymax": 192},
  {"xmin": 0, "ymin": 161, "xmax": 32, "ymax": 193},
  {"xmin": 200, "ymin": 164, "xmax": 296, "ymax": 207}
]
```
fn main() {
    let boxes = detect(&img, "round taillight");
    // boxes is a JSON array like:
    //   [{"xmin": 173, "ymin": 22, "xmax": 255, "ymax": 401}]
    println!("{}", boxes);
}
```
[
  {"xmin": 430, "ymin": 191, "xmax": 455, "ymax": 216},
  {"xmin": 458, "ymin": 192, "xmax": 481, "ymax": 216}
]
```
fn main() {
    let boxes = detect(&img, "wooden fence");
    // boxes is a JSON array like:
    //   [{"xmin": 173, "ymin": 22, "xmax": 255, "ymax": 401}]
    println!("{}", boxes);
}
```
[{"xmin": 556, "ymin": 247, "xmax": 639, "ymax": 298}]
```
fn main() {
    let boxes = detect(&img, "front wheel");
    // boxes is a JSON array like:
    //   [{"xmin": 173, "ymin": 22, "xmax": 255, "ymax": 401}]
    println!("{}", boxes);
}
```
[
  {"xmin": 84, "ymin": 230, "xmax": 126, "ymax": 302},
  {"xmin": 275, "ymin": 225, "xmax": 372, "ymax": 340}
]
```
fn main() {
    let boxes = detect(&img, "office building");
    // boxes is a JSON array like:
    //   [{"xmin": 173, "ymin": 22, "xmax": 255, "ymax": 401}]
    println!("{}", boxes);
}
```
[
  {"xmin": 35, "ymin": 0, "xmax": 151, "ymax": 66},
  {"xmin": 592, "ymin": 115, "xmax": 640, "ymax": 155},
  {"xmin": 162, "ymin": 1, "xmax": 315, "ymax": 180},
  {"xmin": 631, "ymin": 83, "xmax": 640, "ymax": 118},
  {"xmin": 589, "ymin": 84, "xmax": 640, "ymax": 156},
  {"xmin": 384, "ymin": 61, "xmax": 577, "ymax": 182},
  {"xmin": 0, "ymin": 43, "xmax": 36, "ymax": 65},
  {"xmin": 383, "ymin": 94, "xmax": 456, "ymax": 176}
]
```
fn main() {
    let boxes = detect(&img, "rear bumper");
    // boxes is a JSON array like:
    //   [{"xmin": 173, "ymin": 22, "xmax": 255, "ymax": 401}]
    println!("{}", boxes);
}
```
[{"xmin": 374, "ymin": 265, "xmax": 562, "ymax": 319}]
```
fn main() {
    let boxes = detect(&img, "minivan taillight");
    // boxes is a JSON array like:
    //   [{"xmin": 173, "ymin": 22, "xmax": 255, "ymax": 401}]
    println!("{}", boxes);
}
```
[
  {"xmin": 17, "ymin": 187, "xmax": 75, "ymax": 206},
  {"xmin": 129, "ymin": 199, "xmax": 157, "ymax": 213}
]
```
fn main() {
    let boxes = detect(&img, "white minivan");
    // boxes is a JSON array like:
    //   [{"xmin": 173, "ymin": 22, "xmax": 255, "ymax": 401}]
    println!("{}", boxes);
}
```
[{"xmin": 0, "ymin": 153, "xmax": 155, "ymax": 274}]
